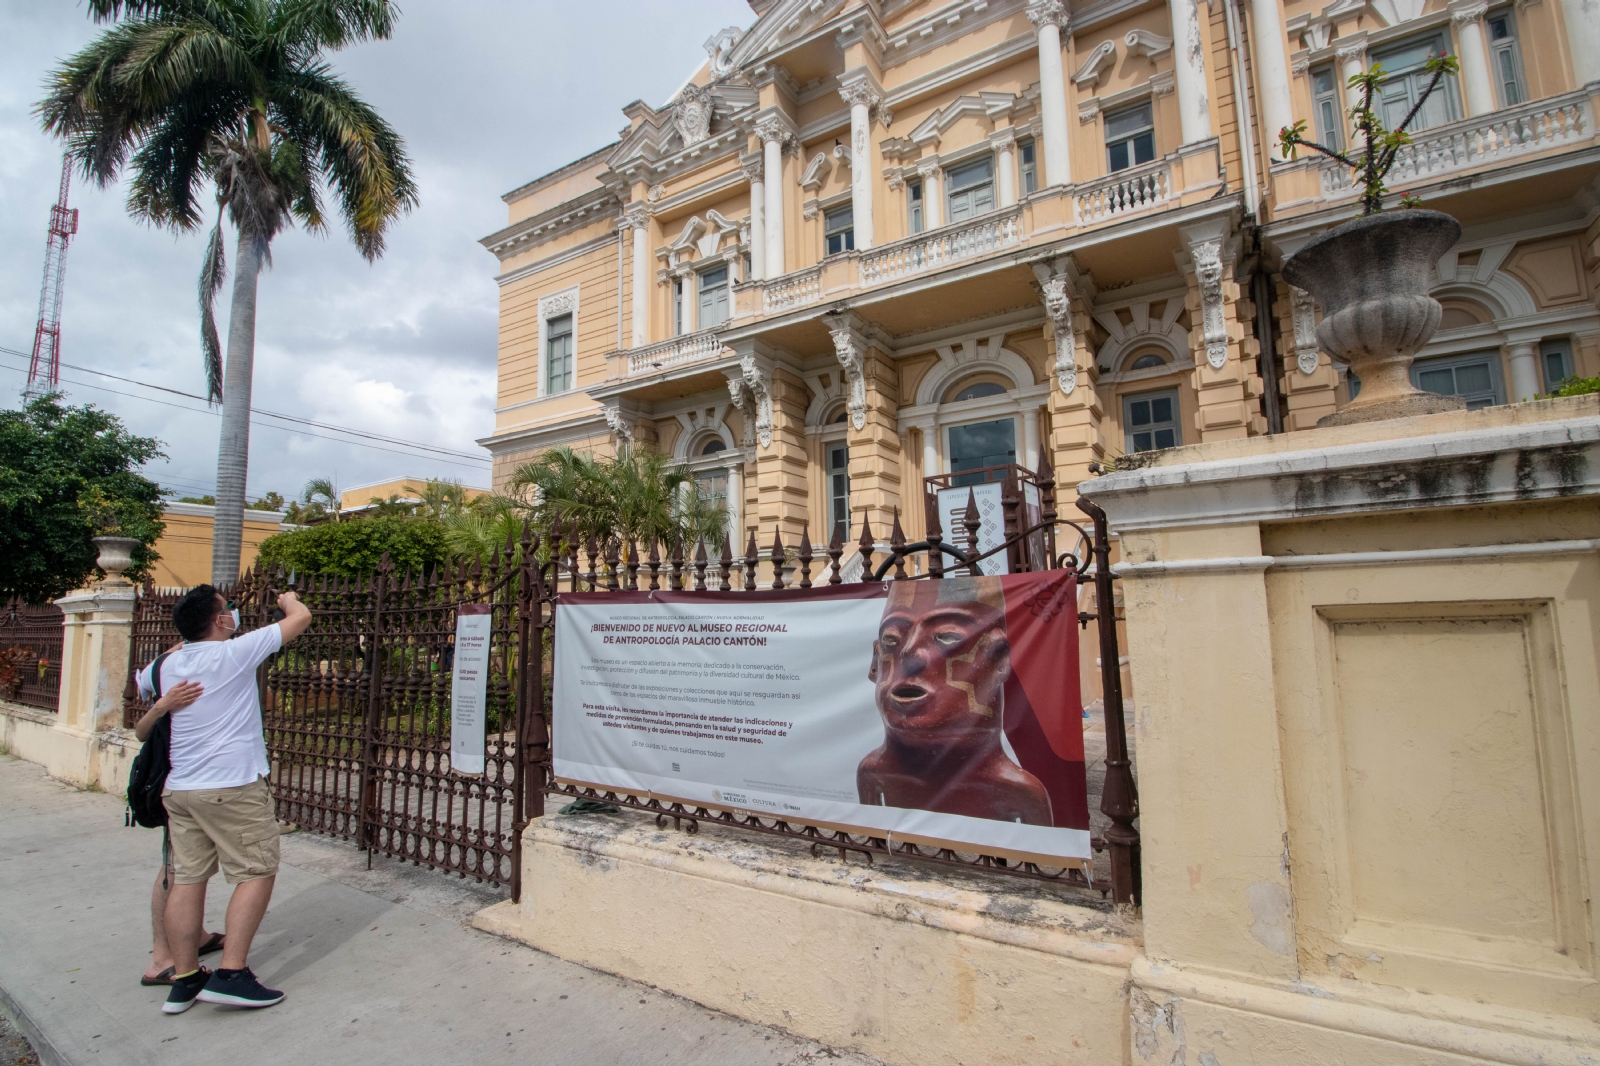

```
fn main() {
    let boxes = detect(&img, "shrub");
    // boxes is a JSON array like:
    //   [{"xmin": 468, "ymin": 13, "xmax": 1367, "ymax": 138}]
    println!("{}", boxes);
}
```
[
  {"xmin": 1551, "ymin": 375, "xmax": 1600, "ymax": 398},
  {"xmin": 256, "ymin": 516, "xmax": 449, "ymax": 578}
]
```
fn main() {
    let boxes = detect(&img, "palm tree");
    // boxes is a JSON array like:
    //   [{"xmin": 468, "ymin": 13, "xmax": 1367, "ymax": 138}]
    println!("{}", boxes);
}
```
[
  {"xmin": 38, "ymin": 0, "xmax": 418, "ymax": 584},
  {"xmin": 299, "ymin": 476, "xmax": 342, "ymax": 524}
]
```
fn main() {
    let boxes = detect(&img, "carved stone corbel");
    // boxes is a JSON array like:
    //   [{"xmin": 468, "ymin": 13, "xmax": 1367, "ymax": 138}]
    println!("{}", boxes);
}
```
[
  {"xmin": 726, "ymin": 357, "xmax": 773, "ymax": 450},
  {"xmin": 827, "ymin": 321, "xmax": 868, "ymax": 431},
  {"xmin": 1192, "ymin": 239, "xmax": 1229, "ymax": 370},
  {"xmin": 1289, "ymin": 285, "xmax": 1321, "ymax": 376},
  {"xmin": 602, "ymin": 405, "xmax": 634, "ymax": 449},
  {"xmin": 1031, "ymin": 260, "xmax": 1087, "ymax": 396}
]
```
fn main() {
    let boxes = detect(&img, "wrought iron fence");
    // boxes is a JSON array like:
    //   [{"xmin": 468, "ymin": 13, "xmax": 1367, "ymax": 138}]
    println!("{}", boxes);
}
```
[
  {"xmin": 0, "ymin": 599, "xmax": 65, "ymax": 712},
  {"xmin": 533, "ymin": 454, "xmax": 1141, "ymax": 906}
]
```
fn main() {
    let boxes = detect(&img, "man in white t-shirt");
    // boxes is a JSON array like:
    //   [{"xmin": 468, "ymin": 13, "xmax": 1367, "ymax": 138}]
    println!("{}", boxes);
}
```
[{"xmin": 133, "ymin": 584, "xmax": 311, "ymax": 1015}]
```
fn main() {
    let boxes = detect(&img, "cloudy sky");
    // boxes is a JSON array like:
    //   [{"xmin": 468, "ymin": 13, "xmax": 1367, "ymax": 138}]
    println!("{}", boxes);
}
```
[{"xmin": 0, "ymin": 0, "xmax": 750, "ymax": 505}]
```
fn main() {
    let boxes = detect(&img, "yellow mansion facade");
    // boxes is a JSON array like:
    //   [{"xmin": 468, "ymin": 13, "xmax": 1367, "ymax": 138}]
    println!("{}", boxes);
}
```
[{"xmin": 478, "ymin": 0, "xmax": 1600, "ymax": 548}]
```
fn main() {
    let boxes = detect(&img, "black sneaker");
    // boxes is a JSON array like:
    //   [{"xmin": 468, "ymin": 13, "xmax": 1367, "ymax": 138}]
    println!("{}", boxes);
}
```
[
  {"xmin": 162, "ymin": 968, "xmax": 210, "ymax": 1014},
  {"xmin": 196, "ymin": 967, "xmax": 284, "ymax": 1009}
]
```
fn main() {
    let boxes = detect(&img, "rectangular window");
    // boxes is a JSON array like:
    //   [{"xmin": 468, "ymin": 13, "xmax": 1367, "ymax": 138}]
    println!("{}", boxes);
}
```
[
  {"xmin": 695, "ymin": 469, "xmax": 728, "ymax": 507},
  {"xmin": 545, "ymin": 313, "xmax": 574, "ymax": 394},
  {"xmin": 908, "ymin": 179, "xmax": 924, "ymax": 234},
  {"xmin": 1312, "ymin": 65, "xmax": 1344, "ymax": 152},
  {"xmin": 672, "ymin": 277, "xmax": 685, "ymax": 336},
  {"xmin": 1105, "ymin": 102, "xmax": 1156, "ymax": 173},
  {"xmin": 1412, "ymin": 350, "xmax": 1504, "ymax": 409},
  {"xmin": 828, "ymin": 444, "xmax": 850, "ymax": 542},
  {"xmin": 1123, "ymin": 389, "xmax": 1181, "ymax": 453},
  {"xmin": 947, "ymin": 418, "xmax": 1016, "ymax": 487},
  {"xmin": 1019, "ymin": 140, "xmax": 1038, "ymax": 194},
  {"xmin": 1372, "ymin": 33, "xmax": 1460, "ymax": 132},
  {"xmin": 1487, "ymin": 10, "xmax": 1525, "ymax": 107},
  {"xmin": 945, "ymin": 157, "xmax": 995, "ymax": 222},
  {"xmin": 697, "ymin": 265, "xmax": 729, "ymax": 329},
  {"xmin": 1540, "ymin": 338, "xmax": 1575, "ymax": 391},
  {"xmin": 824, "ymin": 205, "xmax": 855, "ymax": 256}
]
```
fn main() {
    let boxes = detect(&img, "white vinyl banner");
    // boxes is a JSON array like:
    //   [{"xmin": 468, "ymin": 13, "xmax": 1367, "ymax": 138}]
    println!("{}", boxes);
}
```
[
  {"xmin": 450, "ymin": 604, "xmax": 493, "ymax": 775},
  {"xmin": 552, "ymin": 582, "xmax": 1091, "ymax": 869},
  {"xmin": 937, "ymin": 482, "xmax": 1008, "ymax": 575}
]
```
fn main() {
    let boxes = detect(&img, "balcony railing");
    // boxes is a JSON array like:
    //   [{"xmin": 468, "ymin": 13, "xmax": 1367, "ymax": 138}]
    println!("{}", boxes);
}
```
[
  {"xmin": 859, "ymin": 206, "xmax": 1024, "ymax": 286},
  {"xmin": 1074, "ymin": 160, "xmax": 1172, "ymax": 225},
  {"xmin": 623, "ymin": 330, "xmax": 727, "ymax": 376},
  {"xmin": 1317, "ymin": 93, "xmax": 1591, "ymax": 199},
  {"xmin": 763, "ymin": 265, "xmax": 823, "ymax": 314}
]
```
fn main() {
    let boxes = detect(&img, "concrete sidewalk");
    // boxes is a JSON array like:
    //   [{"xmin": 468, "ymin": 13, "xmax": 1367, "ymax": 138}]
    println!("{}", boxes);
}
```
[{"xmin": 0, "ymin": 755, "xmax": 872, "ymax": 1066}]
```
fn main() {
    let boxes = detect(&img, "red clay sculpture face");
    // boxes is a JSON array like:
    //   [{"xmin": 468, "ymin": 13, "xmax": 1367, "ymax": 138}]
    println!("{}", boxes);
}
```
[{"xmin": 869, "ymin": 599, "xmax": 1009, "ymax": 742}]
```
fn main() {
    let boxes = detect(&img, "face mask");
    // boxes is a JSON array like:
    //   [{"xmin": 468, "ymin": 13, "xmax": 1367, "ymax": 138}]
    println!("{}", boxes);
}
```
[{"xmin": 230, "ymin": 608, "xmax": 241, "ymax": 629}]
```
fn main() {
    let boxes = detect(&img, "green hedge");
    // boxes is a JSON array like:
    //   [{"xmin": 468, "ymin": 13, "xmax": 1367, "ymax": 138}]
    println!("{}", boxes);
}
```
[{"xmin": 256, "ymin": 516, "xmax": 449, "ymax": 578}]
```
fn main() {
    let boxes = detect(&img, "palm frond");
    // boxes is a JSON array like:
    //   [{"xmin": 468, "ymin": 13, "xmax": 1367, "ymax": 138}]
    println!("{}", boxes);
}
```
[
  {"xmin": 270, "ymin": 0, "xmax": 397, "ymax": 52},
  {"xmin": 197, "ymin": 208, "xmax": 227, "ymax": 402}
]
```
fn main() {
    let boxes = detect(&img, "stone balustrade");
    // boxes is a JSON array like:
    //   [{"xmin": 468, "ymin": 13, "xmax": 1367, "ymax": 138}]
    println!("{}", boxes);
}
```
[
  {"xmin": 858, "ymin": 206, "xmax": 1023, "ymax": 286},
  {"xmin": 622, "ymin": 330, "xmax": 728, "ymax": 376},
  {"xmin": 762, "ymin": 265, "xmax": 823, "ymax": 314},
  {"xmin": 1074, "ymin": 160, "xmax": 1172, "ymax": 225}
]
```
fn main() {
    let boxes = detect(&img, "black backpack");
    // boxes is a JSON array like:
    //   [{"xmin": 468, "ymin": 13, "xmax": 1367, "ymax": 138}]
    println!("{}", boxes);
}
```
[{"xmin": 125, "ymin": 650, "xmax": 176, "ymax": 830}]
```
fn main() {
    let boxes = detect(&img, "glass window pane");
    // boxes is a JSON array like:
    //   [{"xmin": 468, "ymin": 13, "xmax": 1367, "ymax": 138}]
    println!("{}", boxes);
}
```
[
  {"xmin": 1154, "ymin": 428, "xmax": 1176, "ymax": 449},
  {"xmin": 947, "ymin": 157, "xmax": 994, "ymax": 191},
  {"xmin": 948, "ymin": 419, "xmax": 1017, "ymax": 485},
  {"xmin": 1314, "ymin": 69, "xmax": 1334, "ymax": 93},
  {"xmin": 1453, "ymin": 363, "xmax": 1492, "ymax": 393},
  {"xmin": 1466, "ymin": 397, "xmax": 1495, "ymax": 411},
  {"xmin": 1130, "ymin": 400, "xmax": 1151, "ymax": 426},
  {"xmin": 1105, "ymin": 103, "xmax": 1153, "ymax": 139},
  {"xmin": 1544, "ymin": 352, "xmax": 1567, "ymax": 387},
  {"xmin": 1133, "ymin": 432, "xmax": 1153, "ymax": 451},
  {"xmin": 1124, "ymin": 389, "xmax": 1181, "ymax": 453},
  {"xmin": 1151, "ymin": 396, "xmax": 1173, "ymax": 422},
  {"xmin": 825, "ymin": 205, "xmax": 853, "ymax": 231},
  {"xmin": 1417, "ymin": 367, "xmax": 1456, "ymax": 394},
  {"xmin": 1489, "ymin": 16, "xmax": 1510, "ymax": 39},
  {"xmin": 1108, "ymin": 140, "xmax": 1130, "ymax": 172},
  {"xmin": 1133, "ymin": 132, "xmax": 1155, "ymax": 165}
]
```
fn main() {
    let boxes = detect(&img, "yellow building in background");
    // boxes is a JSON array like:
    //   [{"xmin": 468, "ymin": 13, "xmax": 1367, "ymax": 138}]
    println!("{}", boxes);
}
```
[
  {"xmin": 147, "ymin": 502, "xmax": 293, "ymax": 589},
  {"xmin": 337, "ymin": 477, "xmax": 491, "ymax": 516},
  {"xmin": 479, "ymin": 0, "xmax": 1600, "ymax": 553}
]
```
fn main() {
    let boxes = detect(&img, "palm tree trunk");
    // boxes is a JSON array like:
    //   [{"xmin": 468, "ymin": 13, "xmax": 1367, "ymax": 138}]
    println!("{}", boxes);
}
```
[{"xmin": 210, "ymin": 229, "xmax": 265, "ymax": 586}]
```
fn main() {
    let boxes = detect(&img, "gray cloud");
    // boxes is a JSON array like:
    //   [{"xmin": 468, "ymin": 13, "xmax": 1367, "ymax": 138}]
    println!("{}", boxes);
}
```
[{"xmin": 1, "ymin": 0, "xmax": 749, "ymax": 499}]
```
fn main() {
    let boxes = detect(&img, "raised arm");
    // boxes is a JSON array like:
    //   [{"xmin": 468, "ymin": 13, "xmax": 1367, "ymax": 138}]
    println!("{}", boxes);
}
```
[
  {"xmin": 274, "ymin": 590, "xmax": 313, "ymax": 643},
  {"xmin": 134, "ymin": 680, "xmax": 203, "ymax": 742}
]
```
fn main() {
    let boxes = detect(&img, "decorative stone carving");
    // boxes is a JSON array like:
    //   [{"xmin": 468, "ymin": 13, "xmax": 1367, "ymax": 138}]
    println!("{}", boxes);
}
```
[
  {"xmin": 646, "ymin": 184, "xmax": 665, "ymax": 203},
  {"xmin": 1289, "ymin": 285, "xmax": 1321, "ymax": 376},
  {"xmin": 1040, "ymin": 275, "xmax": 1078, "ymax": 395},
  {"xmin": 1026, "ymin": 0, "xmax": 1070, "ymax": 30},
  {"xmin": 621, "ymin": 203, "xmax": 650, "ymax": 231},
  {"xmin": 739, "ymin": 154, "xmax": 763, "ymax": 184},
  {"xmin": 753, "ymin": 115, "xmax": 795, "ymax": 150},
  {"xmin": 1151, "ymin": 70, "xmax": 1176, "ymax": 96},
  {"xmin": 1291, "ymin": 53, "xmax": 1311, "ymax": 77},
  {"xmin": 704, "ymin": 26, "xmax": 744, "ymax": 77},
  {"xmin": 1334, "ymin": 39, "xmax": 1368, "ymax": 65},
  {"xmin": 838, "ymin": 80, "xmax": 883, "ymax": 112},
  {"xmin": 673, "ymin": 84, "xmax": 713, "ymax": 148},
  {"xmin": 727, "ymin": 357, "xmax": 773, "ymax": 449},
  {"xmin": 829, "ymin": 326, "xmax": 867, "ymax": 431},
  {"xmin": 1072, "ymin": 40, "xmax": 1118, "ymax": 88},
  {"xmin": 603, "ymin": 406, "xmax": 634, "ymax": 447},
  {"xmin": 1192, "ymin": 239, "xmax": 1229, "ymax": 370},
  {"xmin": 1449, "ymin": 0, "xmax": 1489, "ymax": 25},
  {"xmin": 540, "ymin": 289, "xmax": 577, "ymax": 317},
  {"xmin": 1124, "ymin": 29, "xmax": 1173, "ymax": 58}
]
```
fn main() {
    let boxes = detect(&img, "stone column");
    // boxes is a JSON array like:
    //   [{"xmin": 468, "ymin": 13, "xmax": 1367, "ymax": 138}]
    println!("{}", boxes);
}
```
[
  {"xmin": 1023, "ymin": 407, "xmax": 1042, "ymax": 470},
  {"xmin": 725, "ymin": 462, "xmax": 743, "ymax": 554},
  {"xmin": 916, "ymin": 159, "xmax": 944, "ymax": 230},
  {"xmin": 755, "ymin": 116, "xmax": 793, "ymax": 278},
  {"xmin": 741, "ymin": 154, "xmax": 766, "ymax": 281},
  {"xmin": 1169, "ymin": 0, "xmax": 1214, "ymax": 143},
  {"xmin": 1249, "ymin": 0, "xmax": 1295, "ymax": 147},
  {"xmin": 1180, "ymin": 218, "xmax": 1264, "ymax": 441},
  {"xmin": 1336, "ymin": 36, "xmax": 1368, "ymax": 118},
  {"xmin": 992, "ymin": 129, "xmax": 1019, "ymax": 207},
  {"xmin": 1027, "ymin": 0, "xmax": 1073, "ymax": 187},
  {"xmin": 1448, "ymin": 0, "xmax": 1496, "ymax": 116},
  {"xmin": 1033, "ymin": 258, "xmax": 1104, "ymax": 492},
  {"xmin": 1561, "ymin": 0, "xmax": 1600, "ymax": 85},
  {"xmin": 839, "ymin": 73, "xmax": 881, "ymax": 251},
  {"xmin": 829, "ymin": 315, "xmax": 901, "ymax": 538},
  {"xmin": 625, "ymin": 204, "xmax": 650, "ymax": 349},
  {"xmin": 56, "ymin": 585, "xmax": 135, "ymax": 737},
  {"xmin": 921, "ymin": 427, "xmax": 940, "ymax": 483},
  {"xmin": 1507, "ymin": 340, "xmax": 1540, "ymax": 402}
]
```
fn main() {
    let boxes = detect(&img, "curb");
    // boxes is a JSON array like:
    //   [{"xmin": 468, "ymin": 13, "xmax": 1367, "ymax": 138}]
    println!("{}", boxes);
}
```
[{"xmin": 0, "ymin": 978, "xmax": 73, "ymax": 1066}]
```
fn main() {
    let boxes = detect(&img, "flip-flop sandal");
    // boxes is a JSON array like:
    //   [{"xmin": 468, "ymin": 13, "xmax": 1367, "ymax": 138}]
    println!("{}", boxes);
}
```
[
  {"xmin": 141, "ymin": 966, "xmax": 176, "ymax": 987},
  {"xmin": 198, "ymin": 932, "xmax": 226, "ymax": 956}
]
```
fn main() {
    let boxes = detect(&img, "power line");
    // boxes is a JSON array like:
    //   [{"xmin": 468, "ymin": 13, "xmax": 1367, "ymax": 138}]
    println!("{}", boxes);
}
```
[
  {"xmin": 0, "ymin": 344, "xmax": 490, "ymax": 463},
  {"xmin": 0, "ymin": 359, "xmax": 491, "ymax": 470}
]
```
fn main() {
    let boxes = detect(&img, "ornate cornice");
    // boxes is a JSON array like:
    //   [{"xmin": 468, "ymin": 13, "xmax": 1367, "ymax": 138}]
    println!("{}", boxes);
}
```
[{"xmin": 479, "ymin": 186, "xmax": 622, "ymax": 261}]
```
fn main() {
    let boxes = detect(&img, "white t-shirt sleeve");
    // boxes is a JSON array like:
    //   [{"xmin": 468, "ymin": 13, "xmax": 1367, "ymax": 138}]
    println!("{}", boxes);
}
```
[
  {"xmin": 136, "ymin": 661, "xmax": 156, "ymax": 700},
  {"xmin": 228, "ymin": 624, "xmax": 285, "ymax": 670}
]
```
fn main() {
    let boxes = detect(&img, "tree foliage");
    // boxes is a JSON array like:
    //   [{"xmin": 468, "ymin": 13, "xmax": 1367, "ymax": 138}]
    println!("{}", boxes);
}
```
[
  {"xmin": 0, "ymin": 396, "xmax": 166, "ymax": 602},
  {"xmin": 507, "ymin": 447, "xmax": 729, "ymax": 553},
  {"xmin": 255, "ymin": 515, "xmax": 447, "ymax": 578}
]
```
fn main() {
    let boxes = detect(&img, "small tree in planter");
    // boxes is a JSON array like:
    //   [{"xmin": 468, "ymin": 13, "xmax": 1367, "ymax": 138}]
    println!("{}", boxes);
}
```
[
  {"xmin": 1277, "ymin": 54, "xmax": 1471, "ymax": 425},
  {"xmin": 1277, "ymin": 54, "xmax": 1459, "ymax": 215}
]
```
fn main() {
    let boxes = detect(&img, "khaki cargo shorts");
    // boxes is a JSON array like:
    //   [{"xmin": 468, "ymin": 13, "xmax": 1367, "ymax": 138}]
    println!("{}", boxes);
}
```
[{"xmin": 163, "ymin": 777, "xmax": 280, "ymax": 885}]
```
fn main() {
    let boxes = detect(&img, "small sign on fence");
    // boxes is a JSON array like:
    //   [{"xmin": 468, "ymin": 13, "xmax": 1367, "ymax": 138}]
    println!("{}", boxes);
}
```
[
  {"xmin": 552, "ymin": 572, "xmax": 1090, "ymax": 871},
  {"xmin": 450, "ymin": 604, "xmax": 494, "ymax": 776}
]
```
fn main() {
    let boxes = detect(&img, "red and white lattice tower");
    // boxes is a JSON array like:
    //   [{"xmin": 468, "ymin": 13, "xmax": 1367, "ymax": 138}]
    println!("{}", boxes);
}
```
[{"xmin": 25, "ymin": 156, "xmax": 80, "ymax": 401}]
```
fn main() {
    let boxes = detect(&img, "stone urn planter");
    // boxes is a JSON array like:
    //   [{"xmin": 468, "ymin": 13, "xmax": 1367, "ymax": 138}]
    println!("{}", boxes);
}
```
[
  {"xmin": 92, "ymin": 535, "xmax": 141, "ymax": 585},
  {"xmin": 1282, "ymin": 210, "xmax": 1464, "ymax": 427}
]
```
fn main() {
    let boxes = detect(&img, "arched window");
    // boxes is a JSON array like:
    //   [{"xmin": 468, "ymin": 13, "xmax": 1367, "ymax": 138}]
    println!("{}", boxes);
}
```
[
  {"xmin": 700, "ymin": 438, "xmax": 726, "ymax": 456},
  {"xmin": 832, "ymin": 409, "xmax": 849, "ymax": 424},
  {"xmin": 952, "ymin": 381, "xmax": 1006, "ymax": 402},
  {"xmin": 1129, "ymin": 353, "xmax": 1167, "ymax": 371}
]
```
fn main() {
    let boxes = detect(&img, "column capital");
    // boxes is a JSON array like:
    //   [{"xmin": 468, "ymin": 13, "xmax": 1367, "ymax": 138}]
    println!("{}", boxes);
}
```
[
  {"xmin": 621, "ymin": 202, "xmax": 651, "ymax": 230},
  {"xmin": 1026, "ymin": 0, "xmax": 1071, "ymax": 32},
  {"xmin": 989, "ymin": 126, "xmax": 1019, "ymax": 150},
  {"xmin": 739, "ymin": 151, "xmax": 764, "ymax": 184},
  {"xmin": 837, "ymin": 69, "xmax": 884, "ymax": 112},
  {"xmin": 1334, "ymin": 32, "xmax": 1368, "ymax": 64},
  {"xmin": 914, "ymin": 155, "xmax": 943, "ymax": 179},
  {"xmin": 1448, "ymin": 0, "xmax": 1490, "ymax": 24},
  {"xmin": 753, "ymin": 111, "xmax": 799, "ymax": 147}
]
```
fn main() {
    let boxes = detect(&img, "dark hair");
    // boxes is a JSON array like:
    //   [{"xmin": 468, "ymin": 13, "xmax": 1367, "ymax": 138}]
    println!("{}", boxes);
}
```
[{"xmin": 173, "ymin": 584, "xmax": 225, "ymax": 642}]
